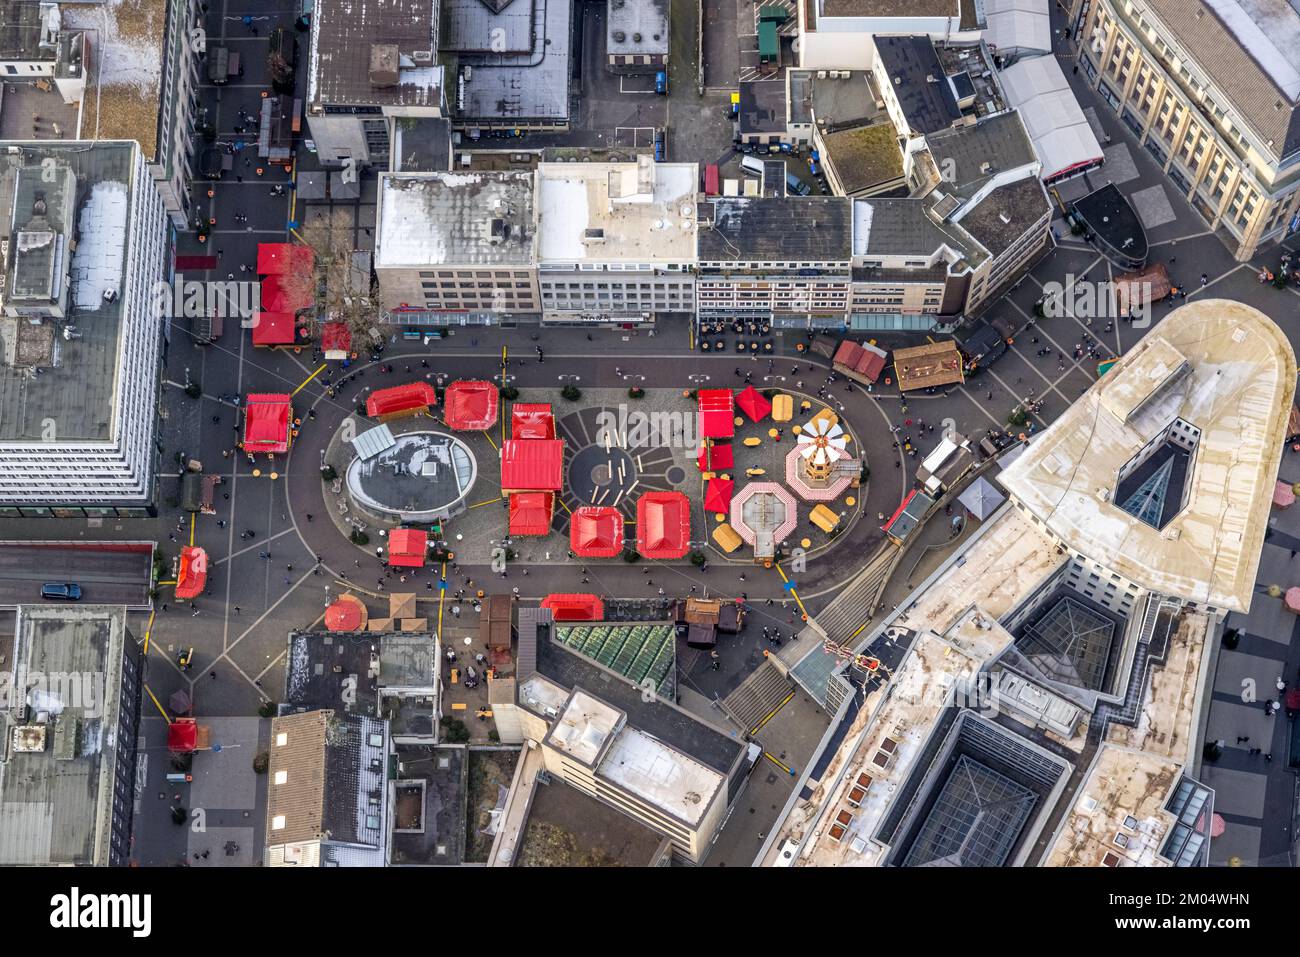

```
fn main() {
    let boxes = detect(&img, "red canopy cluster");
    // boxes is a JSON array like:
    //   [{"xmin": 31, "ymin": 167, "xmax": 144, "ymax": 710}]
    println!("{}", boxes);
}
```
[
  {"xmin": 697, "ymin": 389, "xmax": 735, "ymax": 439},
  {"xmin": 570, "ymin": 506, "xmax": 624, "ymax": 557},
  {"xmin": 735, "ymin": 385, "xmax": 771, "ymax": 422},
  {"xmin": 637, "ymin": 491, "xmax": 691, "ymax": 559},
  {"xmin": 251, "ymin": 310, "xmax": 299, "ymax": 347},
  {"xmin": 387, "ymin": 528, "xmax": 428, "ymax": 567},
  {"xmin": 366, "ymin": 381, "xmax": 437, "ymax": 420},
  {"xmin": 243, "ymin": 393, "xmax": 293, "ymax": 454},
  {"xmin": 174, "ymin": 546, "xmax": 208, "ymax": 600},
  {"xmin": 697, "ymin": 441, "xmax": 734, "ymax": 471},
  {"xmin": 509, "ymin": 491, "xmax": 554, "ymax": 536},
  {"xmin": 501, "ymin": 439, "xmax": 564, "ymax": 492},
  {"xmin": 541, "ymin": 593, "xmax": 605, "ymax": 621},
  {"xmin": 254, "ymin": 244, "xmax": 315, "ymax": 347},
  {"xmin": 443, "ymin": 380, "xmax": 499, "ymax": 431},
  {"xmin": 511, "ymin": 403, "xmax": 556, "ymax": 439},
  {"xmin": 257, "ymin": 243, "xmax": 315, "ymax": 276}
]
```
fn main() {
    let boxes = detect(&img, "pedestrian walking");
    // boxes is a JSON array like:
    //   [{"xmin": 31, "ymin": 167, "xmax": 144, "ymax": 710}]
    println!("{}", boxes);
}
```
[{"xmin": 234, "ymin": 606, "xmax": 241, "ymax": 614}]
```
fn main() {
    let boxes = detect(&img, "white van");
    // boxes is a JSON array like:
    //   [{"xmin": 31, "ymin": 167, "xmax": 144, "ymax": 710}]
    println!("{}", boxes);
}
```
[{"xmin": 740, "ymin": 154, "xmax": 765, "ymax": 177}]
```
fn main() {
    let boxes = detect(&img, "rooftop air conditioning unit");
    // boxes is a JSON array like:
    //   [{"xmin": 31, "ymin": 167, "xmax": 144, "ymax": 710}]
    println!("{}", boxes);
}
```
[{"xmin": 411, "ymin": 50, "xmax": 432, "ymax": 64}]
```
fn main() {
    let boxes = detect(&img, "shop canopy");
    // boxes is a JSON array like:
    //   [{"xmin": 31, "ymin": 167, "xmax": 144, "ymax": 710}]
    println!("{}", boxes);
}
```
[
  {"xmin": 540, "ymin": 593, "xmax": 606, "ymax": 622},
  {"xmin": 443, "ymin": 380, "xmax": 499, "ymax": 430},
  {"xmin": 244, "ymin": 393, "xmax": 293, "ymax": 454},
  {"xmin": 735, "ymin": 385, "xmax": 772, "ymax": 423},
  {"xmin": 387, "ymin": 528, "xmax": 428, "ymax": 567},
  {"xmin": 251, "ymin": 311, "xmax": 298, "ymax": 346},
  {"xmin": 325, "ymin": 594, "xmax": 369, "ymax": 632},
  {"xmin": 260, "ymin": 272, "xmax": 315, "ymax": 315},
  {"xmin": 697, "ymin": 389, "xmax": 736, "ymax": 439},
  {"xmin": 174, "ymin": 546, "xmax": 208, "ymax": 600},
  {"xmin": 637, "ymin": 491, "xmax": 691, "ymax": 559},
  {"xmin": 509, "ymin": 492, "xmax": 554, "ymax": 536},
  {"xmin": 697, "ymin": 442, "xmax": 734, "ymax": 471},
  {"xmin": 501, "ymin": 439, "xmax": 564, "ymax": 492},
  {"xmin": 366, "ymin": 381, "xmax": 437, "ymax": 419},
  {"xmin": 999, "ymin": 54, "xmax": 1103, "ymax": 181},
  {"xmin": 320, "ymin": 321, "xmax": 352, "ymax": 358},
  {"xmin": 511, "ymin": 403, "xmax": 555, "ymax": 440},
  {"xmin": 570, "ymin": 506, "xmax": 624, "ymax": 557},
  {"xmin": 704, "ymin": 477, "xmax": 734, "ymax": 514},
  {"xmin": 257, "ymin": 242, "xmax": 315, "ymax": 276}
]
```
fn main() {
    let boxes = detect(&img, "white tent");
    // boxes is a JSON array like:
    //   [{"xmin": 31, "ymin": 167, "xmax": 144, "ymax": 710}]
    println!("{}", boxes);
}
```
[
  {"xmin": 958, "ymin": 476, "xmax": 1006, "ymax": 521},
  {"xmin": 983, "ymin": 0, "xmax": 1051, "ymax": 61},
  {"xmin": 999, "ymin": 55, "xmax": 1104, "ymax": 181}
]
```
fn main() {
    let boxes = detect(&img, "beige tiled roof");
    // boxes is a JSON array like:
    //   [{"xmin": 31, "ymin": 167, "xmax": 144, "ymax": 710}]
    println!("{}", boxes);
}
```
[{"xmin": 266, "ymin": 711, "xmax": 329, "ymax": 845}]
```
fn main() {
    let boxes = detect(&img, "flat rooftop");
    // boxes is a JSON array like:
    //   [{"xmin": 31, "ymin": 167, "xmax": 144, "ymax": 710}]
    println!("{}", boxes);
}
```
[
  {"xmin": 517, "ymin": 776, "xmax": 668, "ymax": 866},
  {"xmin": 454, "ymin": 0, "xmax": 571, "ymax": 124},
  {"xmin": 853, "ymin": 197, "xmax": 977, "ymax": 262},
  {"xmin": 376, "ymin": 171, "xmax": 536, "ymax": 267},
  {"xmin": 285, "ymin": 631, "xmax": 381, "ymax": 717},
  {"xmin": 999, "ymin": 300, "xmax": 1297, "ymax": 613},
  {"xmin": 0, "ymin": 141, "xmax": 138, "ymax": 443},
  {"xmin": 546, "ymin": 690, "xmax": 624, "ymax": 766},
  {"xmin": 698, "ymin": 197, "xmax": 852, "ymax": 263},
  {"xmin": 598, "ymin": 725, "xmax": 725, "ymax": 827},
  {"xmin": 308, "ymin": 0, "xmax": 441, "ymax": 108},
  {"xmin": 442, "ymin": 0, "xmax": 535, "ymax": 53},
  {"xmin": 536, "ymin": 158, "xmax": 698, "ymax": 263},
  {"xmin": 925, "ymin": 111, "xmax": 1038, "ymax": 202},
  {"xmin": 955, "ymin": 175, "xmax": 1048, "ymax": 257},
  {"xmin": 873, "ymin": 35, "xmax": 961, "ymax": 135},
  {"xmin": 606, "ymin": 0, "xmax": 669, "ymax": 57},
  {"xmin": 65, "ymin": 0, "xmax": 164, "ymax": 157},
  {"xmin": 0, "ymin": 605, "xmax": 132, "ymax": 865},
  {"xmin": 820, "ymin": 123, "xmax": 903, "ymax": 195},
  {"xmin": 820, "ymin": 0, "xmax": 958, "ymax": 16}
]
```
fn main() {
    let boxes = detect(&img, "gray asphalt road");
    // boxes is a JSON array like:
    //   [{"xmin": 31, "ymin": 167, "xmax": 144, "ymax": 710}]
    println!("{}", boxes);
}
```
[{"xmin": 0, "ymin": 546, "xmax": 153, "ymax": 607}]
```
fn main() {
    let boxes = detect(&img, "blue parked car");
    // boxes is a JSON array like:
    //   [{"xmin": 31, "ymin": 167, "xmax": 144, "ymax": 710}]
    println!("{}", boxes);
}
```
[
  {"xmin": 654, "ymin": 129, "xmax": 665, "ymax": 161},
  {"xmin": 41, "ymin": 583, "xmax": 82, "ymax": 601},
  {"xmin": 655, "ymin": 71, "xmax": 667, "ymax": 95}
]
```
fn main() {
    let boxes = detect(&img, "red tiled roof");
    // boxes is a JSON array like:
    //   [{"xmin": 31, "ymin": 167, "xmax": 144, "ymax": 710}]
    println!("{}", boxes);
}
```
[
  {"xmin": 511, "ymin": 403, "xmax": 555, "ymax": 439},
  {"xmin": 366, "ymin": 381, "xmax": 437, "ymax": 418},
  {"xmin": 501, "ymin": 439, "xmax": 564, "ymax": 492},
  {"xmin": 509, "ymin": 492, "xmax": 554, "ymax": 536},
  {"xmin": 387, "ymin": 528, "xmax": 428, "ymax": 567},
  {"xmin": 443, "ymin": 380, "xmax": 499, "ymax": 430},
  {"xmin": 540, "ymin": 593, "xmax": 605, "ymax": 621},
  {"xmin": 570, "ymin": 506, "xmax": 624, "ymax": 557},
  {"xmin": 637, "ymin": 491, "xmax": 691, "ymax": 559},
  {"xmin": 243, "ymin": 393, "xmax": 293, "ymax": 453},
  {"xmin": 697, "ymin": 389, "xmax": 735, "ymax": 438}
]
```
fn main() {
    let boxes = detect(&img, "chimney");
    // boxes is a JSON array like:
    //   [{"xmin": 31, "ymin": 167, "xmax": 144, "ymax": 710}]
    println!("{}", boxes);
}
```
[{"xmin": 369, "ymin": 44, "xmax": 400, "ymax": 88}]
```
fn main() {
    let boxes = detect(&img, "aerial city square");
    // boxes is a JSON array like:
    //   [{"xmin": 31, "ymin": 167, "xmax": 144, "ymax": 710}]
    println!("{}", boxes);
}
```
[{"xmin": 0, "ymin": 0, "xmax": 1295, "ymax": 910}]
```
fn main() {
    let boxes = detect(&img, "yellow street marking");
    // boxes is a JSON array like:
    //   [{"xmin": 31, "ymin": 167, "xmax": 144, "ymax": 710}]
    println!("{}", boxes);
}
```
[
  {"xmin": 763, "ymin": 751, "xmax": 792, "ymax": 774},
  {"xmin": 750, "ymin": 690, "xmax": 794, "ymax": 735},
  {"xmin": 469, "ymin": 496, "xmax": 502, "ymax": 509},
  {"xmin": 292, "ymin": 363, "xmax": 327, "ymax": 397},
  {"xmin": 145, "ymin": 685, "xmax": 172, "ymax": 725}
]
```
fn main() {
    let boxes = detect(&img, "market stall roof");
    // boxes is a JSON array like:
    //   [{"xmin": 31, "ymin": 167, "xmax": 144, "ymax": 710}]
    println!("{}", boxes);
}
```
[
  {"xmin": 260, "ymin": 272, "xmax": 315, "ymax": 315},
  {"xmin": 508, "ymin": 491, "xmax": 554, "ymax": 536},
  {"xmin": 957, "ymin": 475, "xmax": 1006, "ymax": 521},
  {"xmin": 833, "ymin": 339, "xmax": 888, "ymax": 382},
  {"xmin": 540, "ymin": 593, "xmax": 606, "ymax": 621},
  {"xmin": 325, "ymin": 593, "xmax": 369, "ymax": 632},
  {"xmin": 387, "ymin": 528, "xmax": 428, "ymax": 567},
  {"xmin": 256, "ymin": 242, "xmax": 315, "ymax": 276},
  {"xmin": 697, "ymin": 389, "xmax": 736, "ymax": 438},
  {"xmin": 167, "ymin": 719, "xmax": 198, "ymax": 754},
  {"xmin": 243, "ymin": 393, "xmax": 293, "ymax": 453},
  {"xmin": 1275, "ymin": 480, "xmax": 1296, "ymax": 510},
  {"xmin": 365, "ymin": 381, "xmax": 437, "ymax": 418},
  {"xmin": 893, "ymin": 341, "xmax": 965, "ymax": 392},
  {"xmin": 501, "ymin": 439, "xmax": 564, "ymax": 491},
  {"xmin": 320, "ymin": 321, "xmax": 352, "ymax": 358},
  {"xmin": 570, "ymin": 506, "xmax": 624, "ymax": 557},
  {"xmin": 704, "ymin": 476, "xmax": 734, "ymax": 514},
  {"xmin": 735, "ymin": 385, "xmax": 771, "ymax": 423},
  {"xmin": 443, "ymin": 380, "xmax": 499, "ymax": 430},
  {"xmin": 697, "ymin": 442, "xmax": 734, "ymax": 471},
  {"xmin": 251, "ymin": 311, "xmax": 298, "ymax": 346},
  {"xmin": 637, "ymin": 490, "xmax": 691, "ymax": 559},
  {"xmin": 511, "ymin": 403, "xmax": 555, "ymax": 440},
  {"xmin": 175, "ymin": 546, "xmax": 208, "ymax": 600}
]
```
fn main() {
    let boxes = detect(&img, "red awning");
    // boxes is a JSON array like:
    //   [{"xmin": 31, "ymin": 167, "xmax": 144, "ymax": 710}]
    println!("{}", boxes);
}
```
[
  {"xmin": 260, "ymin": 272, "xmax": 315, "ymax": 314},
  {"xmin": 509, "ymin": 492, "xmax": 554, "ymax": 536},
  {"xmin": 366, "ymin": 381, "xmax": 437, "ymax": 418},
  {"xmin": 511, "ymin": 403, "xmax": 555, "ymax": 440},
  {"xmin": 244, "ymin": 393, "xmax": 293, "ymax": 454},
  {"xmin": 884, "ymin": 489, "xmax": 918, "ymax": 531},
  {"xmin": 541, "ymin": 593, "xmax": 606, "ymax": 621},
  {"xmin": 174, "ymin": 546, "xmax": 208, "ymax": 600},
  {"xmin": 325, "ymin": 594, "xmax": 368, "ymax": 632},
  {"xmin": 735, "ymin": 385, "xmax": 771, "ymax": 423},
  {"xmin": 443, "ymin": 380, "xmax": 499, "ymax": 430},
  {"xmin": 501, "ymin": 439, "xmax": 564, "ymax": 491},
  {"xmin": 833, "ymin": 340, "xmax": 887, "ymax": 382},
  {"xmin": 697, "ymin": 389, "xmax": 735, "ymax": 439},
  {"xmin": 257, "ymin": 242, "xmax": 315, "ymax": 276},
  {"xmin": 167, "ymin": 718, "xmax": 198, "ymax": 754},
  {"xmin": 251, "ymin": 311, "xmax": 298, "ymax": 346},
  {"xmin": 570, "ymin": 506, "xmax": 624, "ymax": 557},
  {"xmin": 320, "ymin": 321, "xmax": 352, "ymax": 356},
  {"xmin": 697, "ymin": 442, "xmax": 734, "ymax": 471},
  {"xmin": 704, "ymin": 477, "xmax": 734, "ymax": 514},
  {"xmin": 387, "ymin": 527, "xmax": 428, "ymax": 567},
  {"xmin": 637, "ymin": 491, "xmax": 691, "ymax": 559}
]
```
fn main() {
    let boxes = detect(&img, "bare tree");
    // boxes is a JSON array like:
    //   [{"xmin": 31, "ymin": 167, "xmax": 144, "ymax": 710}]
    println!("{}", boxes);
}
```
[{"xmin": 291, "ymin": 209, "xmax": 385, "ymax": 349}]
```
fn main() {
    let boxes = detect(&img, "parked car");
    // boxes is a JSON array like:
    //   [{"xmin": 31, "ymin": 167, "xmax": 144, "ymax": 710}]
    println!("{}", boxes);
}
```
[
  {"xmin": 655, "ymin": 70, "xmax": 667, "ymax": 95},
  {"xmin": 41, "ymin": 583, "xmax": 82, "ymax": 601}
]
